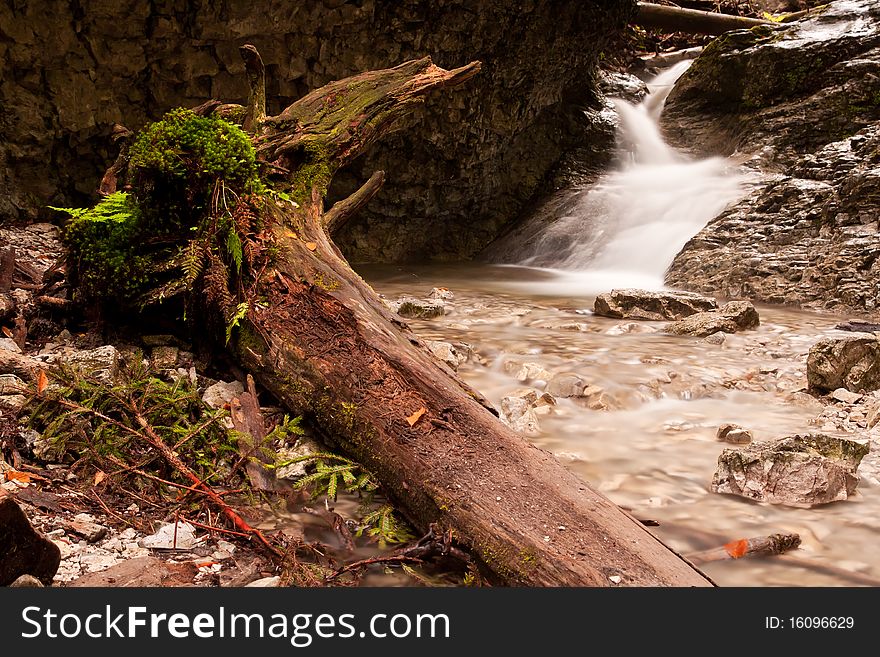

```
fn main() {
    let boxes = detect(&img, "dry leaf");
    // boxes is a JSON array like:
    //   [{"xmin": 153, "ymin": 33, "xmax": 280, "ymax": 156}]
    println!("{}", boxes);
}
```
[
  {"xmin": 406, "ymin": 407, "xmax": 427, "ymax": 426},
  {"xmin": 305, "ymin": 241, "xmax": 318, "ymax": 251},
  {"xmin": 5, "ymin": 470, "xmax": 31, "ymax": 484},
  {"xmin": 285, "ymin": 229, "xmax": 297, "ymax": 239},
  {"xmin": 724, "ymin": 538, "xmax": 749, "ymax": 559},
  {"xmin": 36, "ymin": 370, "xmax": 48, "ymax": 395},
  {"xmin": 93, "ymin": 470, "xmax": 106, "ymax": 486},
  {"xmin": 1, "ymin": 326, "xmax": 12, "ymax": 338}
]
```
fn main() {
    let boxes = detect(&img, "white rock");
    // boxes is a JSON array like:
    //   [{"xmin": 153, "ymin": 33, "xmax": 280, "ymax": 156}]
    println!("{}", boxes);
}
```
[
  {"xmin": 138, "ymin": 521, "xmax": 200, "ymax": 550},
  {"xmin": 831, "ymin": 388, "xmax": 863, "ymax": 404},
  {"xmin": 515, "ymin": 362, "xmax": 553, "ymax": 383},
  {"xmin": 425, "ymin": 340, "xmax": 467, "ymax": 370},
  {"xmin": 202, "ymin": 380, "xmax": 244, "ymax": 409},
  {"xmin": 63, "ymin": 346, "xmax": 120, "ymax": 381},
  {"xmin": 605, "ymin": 322, "xmax": 657, "ymax": 336},
  {"xmin": 246, "ymin": 576, "xmax": 281, "ymax": 587},
  {"xmin": 275, "ymin": 437, "xmax": 323, "ymax": 481},
  {"xmin": 0, "ymin": 338, "xmax": 22, "ymax": 353}
]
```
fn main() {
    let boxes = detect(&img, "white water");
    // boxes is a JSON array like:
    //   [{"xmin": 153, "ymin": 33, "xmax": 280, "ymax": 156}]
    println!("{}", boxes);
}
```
[{"xmin": 506, "ymin": 61, "xmax": 749, "ymax": 296}]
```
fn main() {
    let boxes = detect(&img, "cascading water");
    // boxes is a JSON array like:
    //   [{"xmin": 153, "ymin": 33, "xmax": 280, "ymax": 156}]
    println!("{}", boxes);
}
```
[{"xmin": 494, "ymin": 61, "xmax": 749, "ymax": 296}]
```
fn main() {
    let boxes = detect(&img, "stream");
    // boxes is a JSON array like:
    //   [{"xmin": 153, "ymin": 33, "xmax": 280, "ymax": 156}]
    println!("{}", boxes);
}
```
[{"xmin": 354, "ymin": 61, "xmax": 880, "ymax": 587}]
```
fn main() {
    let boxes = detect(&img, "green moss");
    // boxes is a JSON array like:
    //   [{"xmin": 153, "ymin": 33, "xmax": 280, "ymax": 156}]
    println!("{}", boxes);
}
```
[
  {"xmin": 312, "ymin": 272, "xmax": 340, "ymax": 291},
  {"xmin": 290, "ymin": 141, "xmax": 332, "ymax": 206}
]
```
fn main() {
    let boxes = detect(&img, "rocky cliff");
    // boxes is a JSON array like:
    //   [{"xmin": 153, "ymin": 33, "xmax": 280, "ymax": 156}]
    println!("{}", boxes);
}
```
[
  {"xmin": 0, "ymin": 0, "xmax": 634, "ymax": 263},
  {"xmin": 661, "ymin": 0, "xmax": 880, "ymax": 316}
]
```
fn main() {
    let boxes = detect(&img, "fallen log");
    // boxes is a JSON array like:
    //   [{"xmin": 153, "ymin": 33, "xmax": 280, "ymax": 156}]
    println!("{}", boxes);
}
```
[
  {"xmin": 634, "ymin": 1, "xmax": 773, "ymax": 34},
  {"xmin": 85, "ymin": 48, "xmax": 712, "ymax": 586},
  {"xmin": 686, "ymin": 533, "xmax": 801, "ymax": 565}
]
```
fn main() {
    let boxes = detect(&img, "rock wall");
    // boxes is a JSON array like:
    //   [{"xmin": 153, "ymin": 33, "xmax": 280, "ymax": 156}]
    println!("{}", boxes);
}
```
[
  {"xmin": 0, "ymin": 0, "xmax": 634, "ymax": 263},
  {"xmin": 661, "ymin": 0, "xmax": 880, "ymax": 316}
]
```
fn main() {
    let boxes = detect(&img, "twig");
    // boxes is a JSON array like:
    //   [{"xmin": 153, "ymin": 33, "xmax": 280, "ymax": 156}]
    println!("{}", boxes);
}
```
[
  {"xmin": 325, "ymin": 555, "xmax": 424, "ymax": 582},
  {"xmin": 90, "ymin": 489, "xmax": 138, "ymax": 529},
  {"xmin": 180, "ymin": 516, "xmax": 253, "ymax": 539}
]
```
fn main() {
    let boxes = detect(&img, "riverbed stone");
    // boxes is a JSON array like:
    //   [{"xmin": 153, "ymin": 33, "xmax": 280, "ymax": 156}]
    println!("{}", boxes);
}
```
[
  {"xmin": 515, "ymin": 362, "xmax": 554, "ymax": 384},
  {"xmin": 711, "ymin": 434, "xmax": 869, "ymax": 507},
  {"xmin": 500, "ymin": 394, "xmax": 541, "ymax": 435},
  {"xmin": 666, "ymin": 300, "xmax": 759, "ymax": 337},
  {"xmin": 425, "ymin": 340, "xmax": 467, "ymax": 370},
  {"xmin": 546, "ymin": 372, "xmax": 587, "ymax": 398},
  {"xmin": 0, "ymin": 497, "xmax": 61, "ymax": 585},
  {"xmin": 717, "ymin": 423, "xmax": 753, "ymax": 445},
  {"xmin": 593, "ymin": 289, "xmax": 717, "ymax": 321},
  {"xmin": 390, "ymin": 297, "xmax": 445, "ymax": 319},
  {"xmin": 807, "ymin": 334, "xmax": 880, "ymax": 393}
]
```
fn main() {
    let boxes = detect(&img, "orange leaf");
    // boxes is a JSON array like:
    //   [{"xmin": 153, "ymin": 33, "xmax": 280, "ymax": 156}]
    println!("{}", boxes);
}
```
[
  {"xmin": 305, "ymin": 241, "xmax": 318, "ymax": 251},
  {"xmin": 406, "ymin": 407, "xmax": 427, "ymax": 427},
  {"xmin": 1, "ymin": 326, "xmax": 12, "ymax": 338},
  {"xmin": 36, "ymin": 370, "xmax": 48, "ymax": 395},
  {"xmin": 93, "ymin": 470, "xmax": 106, "ymax": 486},
  {"xmin": 724, "ymin": 538, "xmax": 749, "ymax": 559},
  {"xmin": 5, "ymin": 470, "xmax": 32, "ymax": 484}
]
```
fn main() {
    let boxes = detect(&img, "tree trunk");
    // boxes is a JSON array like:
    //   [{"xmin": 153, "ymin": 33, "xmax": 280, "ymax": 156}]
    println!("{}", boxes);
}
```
[
  {"xmin": 634, "ymin": 1, "xmax": 773, "ymax": 34},
  {"xmin": 194, "ymin": 50, "xmax": 713, "ymax": 587}
]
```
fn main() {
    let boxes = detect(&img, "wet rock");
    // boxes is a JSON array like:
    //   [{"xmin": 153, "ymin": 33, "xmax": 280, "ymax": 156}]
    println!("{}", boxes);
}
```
[
  {"xmin": 593, "ymin": 289, "xmax": 717, "ymax": 321},
  {"xmin": 427, "ymin": 287, "xmax": 454, "ymax": 301},
  {"xmin": 711, "ymin": 434, "xmax": 869, "ymax": 507},
  {"xmin": 202, "ymin": 380, "xmax": 244, "ymax": 409},
  {"xmin": 514, "ymin": 362, "xmax": 554, "ymax": 383},
  {"xmin": 390, "ymin": 296, "xmax": 445, "ymax": 319},
  {"xmin": 719, "ymin": 301, "xmax": 760, "ymax": 330},
  {"xmin": 702, "ymin": 331, "xmax": 727, "ymax": 345},
  {"xmin": 836, "ymin": 321, "xmax": 880, "ymax": 334},
  {"xmin": 546, "ymin": 372, "xmax": 587, "ymax": 398},
  {"xmin": 666, "ymin": 313, "xmax": 739, "ymax": 338},
  {"xmin": 664, "ymin": 1, "xmax": 880, "ymax": 315},
  {"xmin": 666, "ymin": 300, "xmax": 759, "ymax": 337},
  {"xmin": 605, "ymin": 322, "xmax": 658, "ymax": 336},
  {"xmin": 425, "ymin": 340, "xmax": 467, "ymax": 370},
  {"xmin": 807, "ymin": 334, "xmax": 880, "ymax": 393},
  {"xmin": 500, "ymin": 392, "xmax": 541, "ymax": 435},
  {"xmin": 716, "ymin": 423, "xmax": 753, "ymax": 445},
  {"xmin": 0, "ymin": 497, "xmax": 61, "ymax": 586}
]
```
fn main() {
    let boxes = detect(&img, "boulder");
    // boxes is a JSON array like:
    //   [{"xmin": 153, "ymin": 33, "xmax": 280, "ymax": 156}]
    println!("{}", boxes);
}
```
[
  {"xmin": 807, "ymin": 334, "xmax": 880, "ymax": 393},
  {"xmin": 716, "ymin": 423, "xmax": 753, "ymax": 445},
  {"xmin": 593, "ymin": 289, "xmax": 717, "ymax": 321},
  {"xmin": 711, "ymin": 434, "xmax": 869, "ymax": 507},
  {"xmin": 666, "ymin": 300, "xmax": 759, "ymax": 337},
  {"xmin": 389, "ymin": 296, "xmax": 445, "ymax": 319},
  {"xmin": 719, "ymin": 300, "xmax": 760, "ymax": 330},
  {"xmin": 0, "ymin": 497, "xmax": 61, "ymax": 585},
  {"xmin": 202, "ymin": 380, "xmax": 245, "ymax": 409},
  {"xmin": 546, "ymin": 372, "xmax": 587, "ymax": 398}
]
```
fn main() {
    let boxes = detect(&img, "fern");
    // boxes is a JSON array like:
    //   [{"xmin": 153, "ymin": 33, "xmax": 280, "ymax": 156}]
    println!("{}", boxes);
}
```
[
  {"xmin": 225, "ymin": 301, "xmax": 249, "ymax": 344},
  {"xmin": 182, "ymin": 240, "xmax": 206, "ymax": 284},
  {"xmin": 226, "ymin": 229, "xmax": 243, "ymax": 273}
]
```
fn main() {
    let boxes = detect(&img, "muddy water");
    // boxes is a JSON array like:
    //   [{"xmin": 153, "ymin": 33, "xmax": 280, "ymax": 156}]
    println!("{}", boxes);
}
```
[{"xmin": 357, "ymin": 262, "xmax": 880, "ymax": 587}]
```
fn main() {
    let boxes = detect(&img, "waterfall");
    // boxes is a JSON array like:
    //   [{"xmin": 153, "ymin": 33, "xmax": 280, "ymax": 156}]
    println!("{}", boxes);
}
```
[{"xmin": 493, "ymin": 60, "xmax": 748, "ymax": 297}]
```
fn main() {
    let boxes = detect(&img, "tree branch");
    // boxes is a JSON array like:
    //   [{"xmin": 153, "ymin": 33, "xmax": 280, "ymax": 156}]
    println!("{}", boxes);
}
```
[{"xmin": 324, "ymin": 171, "xmax": 386, "ymax": 234}]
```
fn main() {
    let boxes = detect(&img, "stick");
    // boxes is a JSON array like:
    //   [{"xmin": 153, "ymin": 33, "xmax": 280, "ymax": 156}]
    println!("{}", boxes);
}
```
[
  {"xmin": 324, "ymin": 171, "xmax": 386, "ymax": 234},
  {"xmin": 634, "ymin": 1, "xmax": 773, "ymax": 34},
  {"xmin": 325, "ymin": 555, "xmax": 424, "ymax": 582},
  {"xmin": 686, "ymin": 533, "xmax": 801, "ymax": 564}
]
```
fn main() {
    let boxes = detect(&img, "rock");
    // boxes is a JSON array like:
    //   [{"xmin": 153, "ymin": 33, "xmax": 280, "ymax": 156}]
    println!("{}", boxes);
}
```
[
  {"xmin": 593, "ymin": 289, "xmax": 717, "ymax": 321},
  {"xmin": 142, "ymin": 334, "xmax": 180, "ymax": 348},
  {"xmin": 245, "ymin": 575, "xmax": 282, "ymax": 587},
  {"xmin": 428, "ymin": 287, "xmax": 454, "ymax": 301},
  {"xmin": 868, "ymin": 402, "xmax": 880, "ymax": 429},
  {"xmin": 716, "ymin": 423, "xmax": 753, "ymax": 445},
  {"xmin": 391, "ymin": 296, "xmax": 445, "ymax": 319},
  {"xmin": 514, "ymin": 362, "xmax": 553, "ymax": 383},
  {"xmin": 0, "ymin": 337, "xmax": 21, "ymax": 353},
  {"xmin": 150, "ymin": 345, "xmax": 179, "ymax": 370},
  {"xmin": 62, "ymin": 345, "xmax": 119, "ymax": 381},
  {"xmin": 663, "ymin": 1, "xmax": 880, "ymax": 316},
  {"xmin": 425, "ymin": 340, "xmax": 467, "ymax": 370},
  {"xmin": 831, "ymin": 388, "xmax": 863, "ymax": 404},
  {"xmin": 0, "ymin": 374, "xmax": 24, "ymax": 395},
  {"xmin": 702, "ymin": 331, "xmax": 726, "ymax": 345},
  {"xmin": 807, "ymin": 335, "xmax": 880, "ymax": 393},
  {"xmin": 666, "ymin": 313, "xmax": 739, "ymax": 338},
  {"xmin": 0, "ymin": 294, "xmax": 14, "ymax": 322},
  {"xmin": 499, "ymin": 392, "xmax": 541, "ymax": 435},
  {"xmin": 275, "ymin": 437, "xmax": 324, "ymax": 481},
  {"xmin": 546, "ymin": 372, "xmax": 587, "ymax": 398},
  {"xmin": 718, "ymin": 301, "xmax": 760, "ymax": 330},
  {"xmin": 66, "ymin": 513, "xmax": 109, "ymax": 543},
  {"xmin": 9, "ymin": 574, "xmax": 44, "ymax": 587},
  {"xmin": 605, "ymin": 322, "xmax": 658, "ymax": 335},
  {"xmin": 0, "ymin": 497, "xmax": 61, "ymax": 585},
  {"xmin": 711, "ymin": 434, "xmax": 870, "ymax": 507},
  {"xmin": 66, "ymin": 556, "xmax": 198, "ymax": 587},
  {"xmin": 138, "ymin": 521, "xmax": 200, "ymax": 550},
  {"xmin": 836, "ymin": 321, "xmax": 880, "ymax": 334},
  {"xmin": 0, "ymin": 348, "xmax": 37, "ymax": 380},
  {"xmin": 202, "ymin": 380, "xmax": 244, "ymax": 409}
]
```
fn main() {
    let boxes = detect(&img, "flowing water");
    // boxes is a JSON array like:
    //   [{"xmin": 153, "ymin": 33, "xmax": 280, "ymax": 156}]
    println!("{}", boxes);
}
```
[{"xmin": 353, "ymin": 63, "xmax": 880, "ymax": 586}]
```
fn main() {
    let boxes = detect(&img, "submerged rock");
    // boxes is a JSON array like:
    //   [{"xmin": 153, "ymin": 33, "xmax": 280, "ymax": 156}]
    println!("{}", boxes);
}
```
[
  {"xmin": 0, "ymin": 497, "xmax": 61, "ymax": 586},
  {"xmin": 499, "ymin": 388, "xmax": 556, "ymax": 435},
  {"xmin": 389, "ymin": 296, "xmax": 445, "ymax": 319},
  {"xmin": 711, "ymin": 434, "xmax": 869, "ymax": 507},
  {"xmin": 546, "ymin": 372, "xmax": 587, "ymax": 398},
  {"xmin": 593, "ymin": 289, "xmax": 717, "ymax": 322},
  {"xmin": 807, "ymin": 334, "xmax": 880, "ymax": 393}
]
